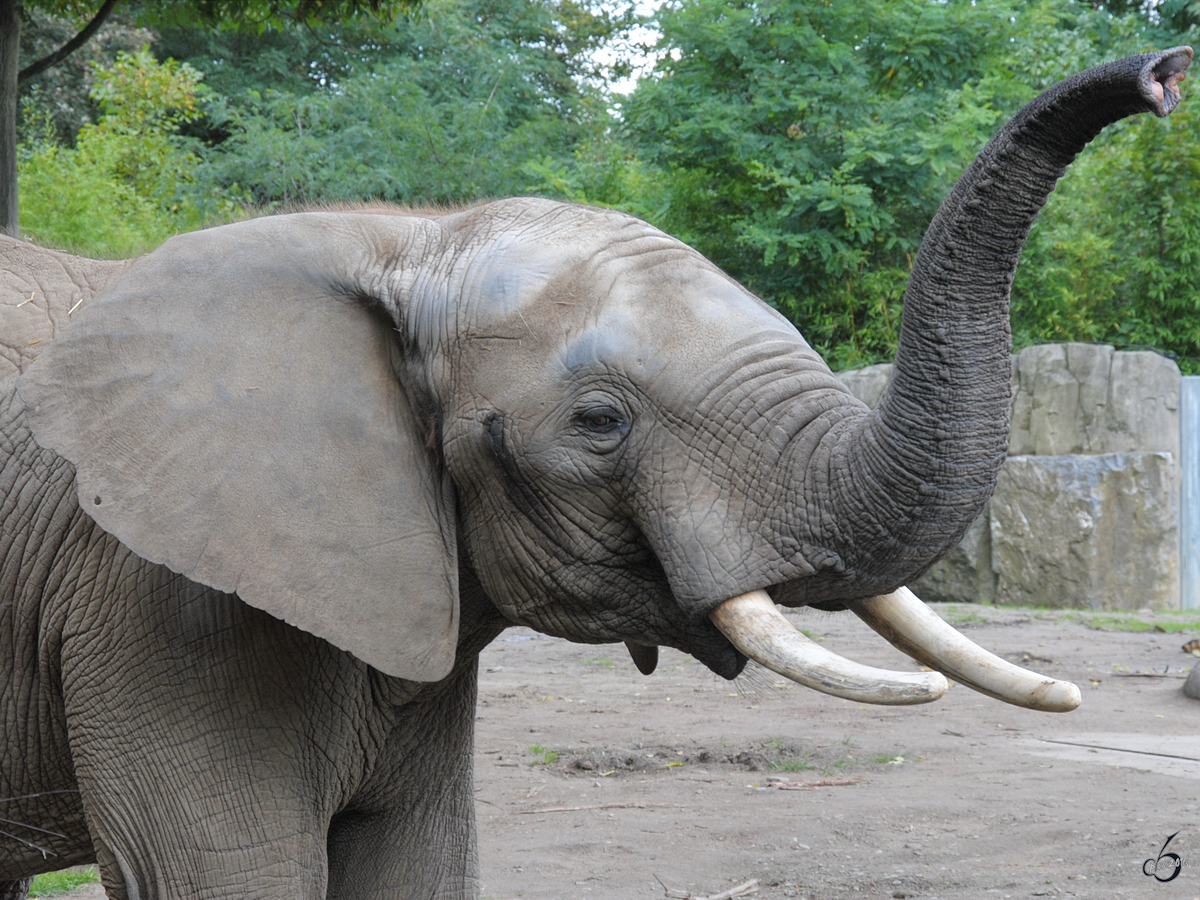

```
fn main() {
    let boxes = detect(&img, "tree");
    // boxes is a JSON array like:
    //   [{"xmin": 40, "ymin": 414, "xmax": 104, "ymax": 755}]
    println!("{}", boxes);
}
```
[
  {"xmin": 184, "ymin": 0, "xmax": 630, "ymax": 208},
  {"xmin": 613, "ymin": 0, "xmax": 1025, "ymax": 367},
  {"xmin": 18, "ymin": 48, "xmax": 209, "ymax": 256},
  {"xmin": 1, "ymin": 0, "xmax": 415, "ymax": 236},
  {"xmin": 607, "ymin": 0, "xmax": 1178, "ymax": 368}
]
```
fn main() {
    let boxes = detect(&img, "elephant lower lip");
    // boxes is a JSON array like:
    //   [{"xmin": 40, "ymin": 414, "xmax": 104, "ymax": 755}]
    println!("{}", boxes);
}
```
[
  {"xmin": 686, "ymin": 629, "xmax": 748, "ymax": 681},
  {"xmin": 624, "ymin": 641, "xmax": 659, "ymax": 675}
]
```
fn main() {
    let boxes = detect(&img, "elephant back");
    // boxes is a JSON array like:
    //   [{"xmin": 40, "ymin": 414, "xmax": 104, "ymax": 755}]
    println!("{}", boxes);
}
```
[{"xmin": 0, "ymin": 236, "xmax": 129, "ymax": 384}]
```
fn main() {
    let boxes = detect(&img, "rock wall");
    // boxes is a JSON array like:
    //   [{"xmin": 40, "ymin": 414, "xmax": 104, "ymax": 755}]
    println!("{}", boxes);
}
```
[
  {"xmin": 1008, "ymin": 343, "xmax": 1179, "ymax": 455},
  {"xmin": 836, "ymin": 343, "xmax": 1182, "ymax": 610}
]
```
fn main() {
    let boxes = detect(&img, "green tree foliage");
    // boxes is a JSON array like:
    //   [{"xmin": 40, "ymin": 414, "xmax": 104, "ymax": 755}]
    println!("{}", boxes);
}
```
[
  {"xmin": 83, "ymin": 47, "xmax": 206, "ymax": 199},
  {"xmin": 3, "ymin": 0, "xmax": 417, "ymax": 235},
  {"xmin": 1014, "ymin": 89, "xmax": 1200, "ymax": 371},
  {"xmin": 605, "ymin": 0, "xmax": 1174, "ymax": 370},
  {"xmin": 183, "ymin": 0, "xmax": 629, "ymax": 208},
  {"xmin": 18, "ymin": 47, "xmax": 213, "ymax": 255},
  {"xmin": 14, "ymin": 0, "xmax": 1200, "ymax": 371},
  {"xmin": 16, "ymin": 4, "xmax": 152, "ymax": 146}
]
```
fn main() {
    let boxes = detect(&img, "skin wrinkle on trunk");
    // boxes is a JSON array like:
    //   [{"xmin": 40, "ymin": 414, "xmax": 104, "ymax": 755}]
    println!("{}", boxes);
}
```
[{"xmin": 796, "ymin": 48, "xmax": 1194, "ymax": 603}]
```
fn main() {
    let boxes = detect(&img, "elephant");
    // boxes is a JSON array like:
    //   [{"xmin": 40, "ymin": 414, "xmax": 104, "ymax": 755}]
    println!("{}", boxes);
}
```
[{"xmin": 0, "ymin": 47, "xmax": 1191, "ymax": 900}]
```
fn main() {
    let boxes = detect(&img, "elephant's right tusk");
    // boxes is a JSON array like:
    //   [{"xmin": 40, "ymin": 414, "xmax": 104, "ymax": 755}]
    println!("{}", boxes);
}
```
[
  {"xmin": 849, "ymin": 587, "xmax": 1081, "ymax": 712},
  {"xmin": 710, "ymin": 590, "xmax": 947, "ymax": 705}
]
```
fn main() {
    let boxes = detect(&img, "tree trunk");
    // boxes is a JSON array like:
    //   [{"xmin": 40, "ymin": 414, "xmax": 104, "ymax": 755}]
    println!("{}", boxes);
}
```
[
  {"xmin": 0, "ymin": 0, "xmax": 19, "ymax": 237},
  {"xmin": 811, "ymin": 48, "xmax": 1192, "ymax": 601}
]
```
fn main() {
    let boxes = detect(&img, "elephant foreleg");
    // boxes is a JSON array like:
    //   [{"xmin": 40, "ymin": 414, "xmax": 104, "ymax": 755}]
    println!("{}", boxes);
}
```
[
  {"xmin": 59, "ymin": 576, "xmax": 346, "ymax": 900},
  {"xmin": 326, "ymin": 662, "xmax": 481, "ymax": 900},
  {"xmin": 0, "ymin": 879, "xmax": 32, "ymax": 900}
]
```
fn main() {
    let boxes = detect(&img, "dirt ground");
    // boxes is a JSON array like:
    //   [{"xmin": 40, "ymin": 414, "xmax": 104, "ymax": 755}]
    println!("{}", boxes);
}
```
[
  {"xmin": 470, "ymin": 604, "xmax": 1200, "ymax": 900},
  {"xmin": 43, "ymin": 603, "xmax": 1200, "ymax": 900}
]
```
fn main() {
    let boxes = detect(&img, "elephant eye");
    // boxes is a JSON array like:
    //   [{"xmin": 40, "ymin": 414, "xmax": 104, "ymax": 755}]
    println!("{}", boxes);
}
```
[{"xmin": 574, "ymin": 406, "xmax": 628, "ymax": 440}]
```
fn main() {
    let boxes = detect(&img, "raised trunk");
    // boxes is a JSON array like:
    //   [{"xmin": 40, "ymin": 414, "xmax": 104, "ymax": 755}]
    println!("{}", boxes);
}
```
[
  {"xmin": 809, "ymin": 48, "xmax": 1191, "ymax": 600},
  {"xmin": 0, "ymin": 0, "xmax": 19, "ymax": 237}
]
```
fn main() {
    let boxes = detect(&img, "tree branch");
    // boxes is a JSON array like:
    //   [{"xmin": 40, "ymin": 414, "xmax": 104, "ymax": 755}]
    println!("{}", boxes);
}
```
[{"xmin": 18, "ymin": 0, "xmax": 121, "ymax": 86}]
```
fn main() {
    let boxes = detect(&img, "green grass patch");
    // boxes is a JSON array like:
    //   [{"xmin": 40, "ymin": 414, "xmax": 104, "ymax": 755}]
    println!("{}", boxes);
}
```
[
  {"xmin": 30, "ymin": 867, "xmax": 100, "ymax": 897},
  {"xmin": 770, "ymin": 758, "xmax": 814, "ymax": 772},
  {"xmin": 527, "ymin": 744, "xmax": 557, "ymax": 765},
  {"xmin": 822, "ymin": 755, "xmax": 855, "ymax": 776},
  {"xmin": 584, "ymin": 658, "xmax": 615, "ymax": 667},
  {"xmin": 937, "ymin": 604, "xmax": 1200, "ymax": 630},
  {"xmin": 938, "ymin": 606, "xmax": 986, "ymax": 627},
  {"xmin": 1083, "ymin": 614, "xmax": 1198, "ymax": 633}
]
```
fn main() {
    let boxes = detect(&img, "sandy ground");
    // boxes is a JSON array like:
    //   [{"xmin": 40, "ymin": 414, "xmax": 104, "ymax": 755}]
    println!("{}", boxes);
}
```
[
  {"xmin": 471, "ymin": 604, "xmax": 1199, "ymax": 900},
  {"xmin": 41, "ymin": 603, "xmax": 1200, "ymax": 900}
]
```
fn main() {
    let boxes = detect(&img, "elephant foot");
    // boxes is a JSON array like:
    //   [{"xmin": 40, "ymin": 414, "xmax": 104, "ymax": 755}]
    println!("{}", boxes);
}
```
[{"xmin": 0, "ymin": 878, "xmax": 34, "ymax": 900}]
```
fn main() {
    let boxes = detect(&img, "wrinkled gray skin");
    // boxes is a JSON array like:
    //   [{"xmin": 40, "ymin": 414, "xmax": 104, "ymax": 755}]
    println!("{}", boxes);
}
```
[{"xmin": 1, "ymin": 50, "xmax": 1190, "ymax": 899}]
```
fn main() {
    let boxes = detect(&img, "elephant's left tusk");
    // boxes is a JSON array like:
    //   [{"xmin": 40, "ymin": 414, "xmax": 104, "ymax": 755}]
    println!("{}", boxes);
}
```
[
  {"xmin": 848, "ymin": 587, "xmax": 1081, "ymax": 712},
  {"xmin": 710, "ymin": 590, "xmax": 947, "ymax": 705}
]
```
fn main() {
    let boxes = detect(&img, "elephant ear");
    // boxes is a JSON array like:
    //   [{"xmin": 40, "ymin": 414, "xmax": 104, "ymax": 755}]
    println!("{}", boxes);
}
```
[{"xmin": 18, "ymin": 217, "xmax": 459, "ymax": 682}]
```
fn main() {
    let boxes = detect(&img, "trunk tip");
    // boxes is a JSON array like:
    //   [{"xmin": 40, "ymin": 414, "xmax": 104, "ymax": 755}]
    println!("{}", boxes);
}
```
[{"xmin": 1144, "ymin": 46, "xmax": 1193, "ymax": 116}]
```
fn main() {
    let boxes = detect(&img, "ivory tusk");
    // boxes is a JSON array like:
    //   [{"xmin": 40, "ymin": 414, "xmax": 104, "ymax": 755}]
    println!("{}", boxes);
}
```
[
  {"xmin": 849, "ymin": 587, "xmax": 1081, "ymax": 713},
  {"xmin": 710, "ymin": 590, "xmax": 947, "ymax": 705}
]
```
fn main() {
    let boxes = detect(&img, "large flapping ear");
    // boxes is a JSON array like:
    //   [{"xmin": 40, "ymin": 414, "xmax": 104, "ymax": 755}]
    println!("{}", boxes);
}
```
[{"xmin": 18, "ymin": 214, "xmax": 459, "ymax": 681}]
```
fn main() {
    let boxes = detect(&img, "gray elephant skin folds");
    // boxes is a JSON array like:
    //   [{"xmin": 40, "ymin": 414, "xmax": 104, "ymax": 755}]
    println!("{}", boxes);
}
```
[{"xmin": 1, "ymin": 48, "xmax": 1191, "ymax": 900}]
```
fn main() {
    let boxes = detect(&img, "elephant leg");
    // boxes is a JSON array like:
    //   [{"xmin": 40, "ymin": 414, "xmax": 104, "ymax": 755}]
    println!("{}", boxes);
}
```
[
  {"xmin": 57, "ymin": 575, "xmax": 360, "ymax": 900},
  {"xmin": 326, "ymin": 662, "xmax": 480, "ymax": 900},
  {"xmin": 0, "ymin": 879, "xmax": 32, "ymax": 900}
]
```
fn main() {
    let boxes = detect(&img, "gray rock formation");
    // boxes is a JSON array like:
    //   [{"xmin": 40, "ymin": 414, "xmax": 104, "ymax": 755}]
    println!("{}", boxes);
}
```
[
  {"xmin": 990, "ymin": 453, "xmax": 1178, "ymax": 610},
  {"xmin": 836, "ymin": 345, "xmax": 1183, "ymax": 609},
  {"xmin": 1008, "ymin": 343, "xmax": 1179, "ymax": 455},
  {"xmin": 1184, "ymin": 664, "xmax": 1200, "ymax": 700}
]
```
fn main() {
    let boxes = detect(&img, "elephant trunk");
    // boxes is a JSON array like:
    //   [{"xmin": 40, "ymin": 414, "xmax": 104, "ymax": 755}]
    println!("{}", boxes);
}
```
[
  {"xmin": 811, "ymin": 48, "xmax": 1192, "ymax": 598},
  {"xmin": 705, "ymin": 49, "xmax": 1189, "ymax": 710}
]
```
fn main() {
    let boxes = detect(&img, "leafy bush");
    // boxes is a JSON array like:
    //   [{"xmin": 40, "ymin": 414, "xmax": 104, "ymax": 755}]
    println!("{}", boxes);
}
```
[
  {"xmin": 19, "ymin": 142, "xmax": 179, "ymax": 258},
  {"xmin": 17, "ymin": 48, "xmax": 222, "ymax": 257},
  {"xmin": 193, "ymin": 0, "xmax": 625, "ymax": 209},
  {"xmin": 1013, "ymin": 86, "xmax": 1200, "ymax": 373}
]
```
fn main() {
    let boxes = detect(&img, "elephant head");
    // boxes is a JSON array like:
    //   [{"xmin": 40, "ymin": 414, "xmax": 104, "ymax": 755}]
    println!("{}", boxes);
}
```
[{"xmin": 17, "ymin": 48, "xmax": 1190, "ymax": 712}]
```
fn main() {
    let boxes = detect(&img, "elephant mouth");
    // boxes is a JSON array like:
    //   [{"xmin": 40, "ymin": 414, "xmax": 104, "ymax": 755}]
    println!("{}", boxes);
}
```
[{"xmin": 709, "ymin": 588, "xmax": 1081, "ymax": 712}]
